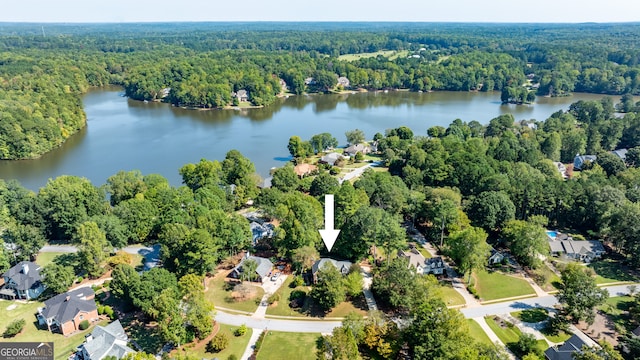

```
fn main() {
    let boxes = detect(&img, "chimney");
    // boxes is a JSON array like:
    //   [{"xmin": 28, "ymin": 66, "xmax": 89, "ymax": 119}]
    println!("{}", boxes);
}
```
[
  {"xmin": 21, "ymin": 263, "xmax": 29, "ymax": 275},
  {"xmin": 65, "ymin": 296, "xmax": 70, "ymax": 302}
]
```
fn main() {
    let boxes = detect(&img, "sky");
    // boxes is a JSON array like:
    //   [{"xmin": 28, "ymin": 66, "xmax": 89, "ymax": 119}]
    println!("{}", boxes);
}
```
[{"xmin": 2, "ymin": 0, "xmax": 640, "ymax": 23}]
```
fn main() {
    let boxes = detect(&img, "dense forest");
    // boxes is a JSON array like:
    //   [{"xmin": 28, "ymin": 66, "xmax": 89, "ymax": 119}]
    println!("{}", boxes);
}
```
[{"xmin": 2, "ymin": 22, "xmax": 640, "ymax": 159}]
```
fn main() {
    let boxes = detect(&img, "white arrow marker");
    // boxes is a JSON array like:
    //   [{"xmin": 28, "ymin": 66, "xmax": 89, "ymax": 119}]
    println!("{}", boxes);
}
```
[{"xmin": 319, "ymin": 194, "xmax": 340, "ymax": 252}]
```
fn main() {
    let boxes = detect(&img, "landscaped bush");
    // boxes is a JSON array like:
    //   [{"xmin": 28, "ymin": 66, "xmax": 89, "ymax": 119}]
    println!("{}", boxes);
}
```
[
  {"xmin": 79, "ymin": 320, "xmax": 90, "ymax": 330},
  {"xmin": 206, "ymin": 333, "xmax": 229, "ymax": 353},
  {"xmin": 290, "ymin": 276, "xmax": 304, "ymax": 288},
  {"xmin": 267, "ymin": 293, "xmax": 280, "ymax": 305},
  {"xmin": 234, "ymin": 324, "xmax": 247, "ymax": 337},
  {"xmin": 103, "ymin": 305, "xmax": 115, "ymax": 320},
  {"xmin": 227, "ymin": 355, "xmax": 238, "ymax": 360},
  {"xmin": 97, "ymin": 305, "xmax": 105, "ymax": 315},
  {"xmin": 3, "ymin": 319, "xmax": 26, "ymax": 337}
]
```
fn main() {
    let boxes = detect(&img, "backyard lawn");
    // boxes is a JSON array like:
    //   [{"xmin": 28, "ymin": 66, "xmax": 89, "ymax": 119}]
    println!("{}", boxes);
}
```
[
  {"xmin": 174, "ymin": 323, "xmax": 252, "ymax": 360},
  {"xmin": 599, "ymin": 295, "xmax": 636, "ymax": 333},
  {"xmin": 440, "ymin": 286, "xmax": 465, "ymax": 307},
  {"xmin": 255, "ymin": 331, "xmax": 322, "ymax": 360},
  {"xmin": 589, "ymin": 259, "xmax": 638, "ymax": 285},
  {"xmin": 468, "ymin": 319, "xmax": 494, "ymax": 346},
  {"xmin": 0, "ymin": 299, "xmax": 107, "ymax": 360},
  {"xmin": 473, "ymin": 270, "xmax": 535, "ymax": 302},
  {"xmin": 205, "ymin": 272, "xmax": 264, "ymax": 313}
]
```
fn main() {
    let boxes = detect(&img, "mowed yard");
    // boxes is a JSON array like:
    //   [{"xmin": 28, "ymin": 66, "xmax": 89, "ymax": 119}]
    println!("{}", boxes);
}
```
[
  {"xmin": 255, "ymin": 331, "xmax": 322, "ymax": 360},
  {"xmin": 172, "ymin": 323, "xmax": 252, "ymax": 360},
  {"xmin": 205, "ymin": 270, "xmax": 264, "ymax": 313},
  {"xmin": 472, "ymin": 270, "xmax": 535, "ymax": 302},
  {"xmin": 0, "ymin": 300, "xmax": 108, "ymax": 360}
]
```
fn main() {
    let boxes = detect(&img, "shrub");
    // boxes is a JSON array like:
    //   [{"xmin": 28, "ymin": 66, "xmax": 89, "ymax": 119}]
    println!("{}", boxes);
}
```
[
  {"xmin": 206, "ymin": 333, "xmax": 229, "ymax": 353},
  {"xmin": 329, "ymin": 166, "xmax": 340, "ymax": 175},
  {"xmin": 234, "ymin": 324, "xmax": 247, "ymax": 337},
  {"xmin": 3, "ymin": 319, "xmax": 25, "ymax": 337},
  {"xmin": 103, "ymin": 305, "xmax": 115, "ymax": 320},
  {"xmin": 289, "ymin": 289, "xmax": 307, "ymax": 301},
  {"xmin": 79, "ymin": 320, "xmax": 90, "ymax": 330},
  {"xmin": 267, "ymin": 293, "xmax": 280, "ymax": 305},
  {"xmin": 291, "ymin": 276, "xmax": 304, "ymax": 288},
  {"xmin": 227, "ymin": 355, "xmax": 238, "ymax": 360},
  {"xmin": 97, "ymin": 305, "xmax": 105, "ymax": 315}
]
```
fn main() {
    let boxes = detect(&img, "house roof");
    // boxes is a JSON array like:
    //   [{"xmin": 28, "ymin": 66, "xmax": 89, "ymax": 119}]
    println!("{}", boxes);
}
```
[
  {"xmin": 82, "ymin": 320, "xmax": 134, "ymax": 360},
  {"xmin": 233, "ymin": 255, "xmax": 274, "ymax": 279},
  {"xmin": 425, "ymin": 257, "xmax": 445, "ymax": 268},
  {"xmin": 548, "ymin": 240, "xmax": 605, "ymax": 256},
  {"xmin": 312, "ymin": 258, "xmax": 353, "ymax": 275},
  {"xmin": 293, "ymin": 163, "xmax": 317, "ymax": 177},
  {"xmin": 3, "ymin": 261, "xmax": 42, "ymax": 291},
  {"xmin": 320, "ymin": 153, "xmax": 344, "ymax": 165},
  {"xmin": 41, "ymin": 288, "xmax": 97, "ymax": 324},
  {"xmin": 236, "ymin": 89, "xmax": 248, "ymax": 97},
  {"xmin": 544, "ymin": 334, "xmax": 590, "ymax": 360},
  {"xmin": 611, "ymin": 148, "xmax": 628, "ymax": 161},
  {"xmin": 399, "ymin": 249, "xmax": 426, "ymax": 270},
  {"xmin": 344, "ymin": 144, "xmax": 369, "ymax": 155}
]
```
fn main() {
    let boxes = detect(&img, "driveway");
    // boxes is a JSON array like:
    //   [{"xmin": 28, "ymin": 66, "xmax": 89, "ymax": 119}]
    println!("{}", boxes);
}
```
[{"xmin": 339, "ymin": 161, "xmax": 382, "ymax": 183}]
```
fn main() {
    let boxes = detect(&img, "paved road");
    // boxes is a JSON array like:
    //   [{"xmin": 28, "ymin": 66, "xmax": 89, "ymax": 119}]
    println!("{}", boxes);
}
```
[{"xmin": 215, "ymin": 284, "xmax": 635, "ymax": 333}]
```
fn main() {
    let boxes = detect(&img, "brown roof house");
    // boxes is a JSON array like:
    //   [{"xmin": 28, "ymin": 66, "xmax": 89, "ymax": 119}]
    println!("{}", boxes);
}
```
[
  {"xmin": 344, "ymin": 144, "xmax": 371, "ymax": 157},
  {"xmin": 37, "ymin": 288, "xmax": 98, "ymax": 335},
  {"xmin": 1, "ymin": 261, "xmax": 45, "ymax": 300},
  {"xmin": 293, "ymin": 163, "xmax": 318, "ymax": 177}
]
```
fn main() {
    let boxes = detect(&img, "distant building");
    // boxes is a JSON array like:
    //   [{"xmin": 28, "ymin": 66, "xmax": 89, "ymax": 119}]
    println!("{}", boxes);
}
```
[
  {"xmin": 611, "ymin": 148, "xmax": 628, "ymax": 162},
  {"xmin": 250, "ymin": 221, "xmax": 275, "ymax": 244},
  {"xmin": 38, "ymin": 288, "xmax": 98, "ymax": 335},
  {"xmin": 78, "ymin": 320, "xmax": 134, "ymax": 360},
  {"xmin": 544, "ymin": 333, "xmax": 595, "ymax": 360},
  {"xmin": 488, "ymin": 248, "xmax": 505, "ymax": 265},
  {"xmin": 320, "ymin": 152, "xmax": 346, "ymax": 166},
  {"xmin": 344, "ymin": 144, "xmax": 371, "ymax": 157},
  {"xmin": 398, "ymin": 249, "xmax": 445, "ymax": 276},
  {"xmin": 232, "ymin": 89, "xmax": 249, "ymax": 102},
  {"xmin": 337, "ymin": 76, "xmax": 350, "ymax": 89},
  {"xmin": 573, "ymin": 154, "xmax": 597, "ymax": 171},
  {"xmin": 0, "ymin": 261, "xmax": 45, "ymax": 300},
  {"xmin": 553, "ymin": 162, "xmax": 568, "ymax": 179}
]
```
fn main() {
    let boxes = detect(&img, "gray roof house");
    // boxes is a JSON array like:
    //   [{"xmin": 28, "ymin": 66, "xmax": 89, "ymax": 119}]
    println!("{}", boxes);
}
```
[
  {"xmin": 320, "ymin": 152, "xmax": 346, "ymax": 166},
  {"xmin": 344, "ymin": 144, "xmax": 371, "ymax": 157},
  {"xmin": 312, "ymin": 258, "xmax": 353, "ymax": 283},
  {"xmin": 37, "ymin": 287, "xmax": 98, "ymax": 335},
  {"xmin": 424, "ymin": 257, "xmax": 445, "ymax": 275},
  {"xmin": 398, "ymin": 249, "xmax": 446, "ymax": 276},
  {"xmin": 611, "ymin": 148, "xmax": 628, "ymax": 162},
  {"xmin": 235, "ymin": 89, "xmax": 249, "ymax": 102},
  {"xmin": 250, "ymin": 222, "xmax": 274, "ymax": 244},
  {"xmin": 573, "ymin": 154, "xmax": 597, "ymax": 170},
  {"xmin": 78, "ymin": 320, "xmax": 134, "ymax": 360},
  {"xmin": 544, "ymin": 334, "xmax": 591, "ymax": 360},
  {"xmin": 230, "ymin": 254, "xmax": 274, "ymax": 283},
  {"xmin": 548, "ymin": 238, "xmax": 606, "ymax": 263},
  {"xmin": 488, "ymin": 248, "xmax": 505, "ymax": 265},
  {"xmin": 1, "ymin": 261, "xmax": 45, "ymax": 300}
]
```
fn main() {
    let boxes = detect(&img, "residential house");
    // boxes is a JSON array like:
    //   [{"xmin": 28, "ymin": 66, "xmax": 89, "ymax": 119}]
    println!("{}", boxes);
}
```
[
  {"xmin": 78, "ymin": 320, "xmax": 134, "ymax": 360},
  {"xmin": 344, "ymin": 144, "xmax": 371, "ymax": 157},
  {"xmin": 233, "ymin": 89, "xmax": 249, "ymax": 103},
  {"xmin": 250, "ymin": 221, "xmax": 274, "ymax": 244},
  {"xmin": 544, "ymin": 333, "xmax": 594, "ymax": 360},
  {"xmin": 548, "ymin": 236, "xmax": 606, "ymax": 263},
  {"xmin": 398, "ymin": 249, "xmax": 431, "ymax": 275},
  {"xmin": 423, "ymin": 257, "xmax": 445, "ymax": 275},
  {"xmin": 304, "ymin": 77, "xmax": 315, "ymax": 86},
  {"xmin": 229, "ymin": 253, "xmax": 274, "ymax": 283},
  {"xmin": 293, "ymin": 163, "xmax": 318, "ymax": 177},
  {"xmin": 311, "ymin": 258, "xmax": 353, "ymax": 283},
  {"xmin": 553, "ymin": 162, "xmax": 568, "ymax": 179},
  {"xmin": 320, "ymin": 152, "xmax": 345, "ymax": 166},
  {"xmin": 488, "ymin": 248, "xmax": 505, "ymax": 265},
  {"xmin": 611, "ymin": 148, "xmax": 628, "ymax": 162},
  {"xmin": 0, "ymin": 261, "xmax": 45, "ymax": 300},
  {"xmin": 337, "ymin": 76, "xmax": 350, "ymax": 89},
  {"xmin": 279, "ymin": 79, "xmax": 288, "ymax": 92},
  {"xmin": 160, "ymin": 88, "xmax": 171, "ymax": 99},
  {"xmin": 38, "ymin": 288, "xmax": 98, "ymax": 335},
  {"xmin": 573, "ymin": 154, "xmax": 597, "ymax": 170},
  {"xmin": 259, "ymin": 176, "xmax": 273, "ymax": 189}
]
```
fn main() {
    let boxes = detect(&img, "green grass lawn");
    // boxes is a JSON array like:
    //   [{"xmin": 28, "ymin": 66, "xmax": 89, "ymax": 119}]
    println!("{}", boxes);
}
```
[
  {"xmin": 589, "ymin": 259, "xmax": 638, "ymax": 284},
  {"xmin": 473, "ymin": 270, "xmax": 535, "ymax": 302},
  {"xmin": 176, "ymin": 323, "xmax": 252, "ymax": 360},
  {"xmin": 440, "ymin": 285, "xmax": 465, "ymax": 307},
  {"xmin": 531, "ymin": 264, "xmax": 562, "ymax": 291},
  {"xmin": 541, "ymin": 328, "xmax": 572, "ymax": 343},
  {"xmin": 485, "ymin": 316, "xmax": 547, "ymax": 355},
  {"xmin": 338, "ymin": 50, "xmax": 400, "ymax": 61},
  {"xmin": 468, "ymin": 319, "xmax": 494, "ymax": 346},
  {"xmin": 599, "ymin": 295, "xmax": 635, "ymax": 333},
  {"xmin": 511, "ymin": 308, "xmax": 549, "ymax": 323},
  {"xmin": 0, "ymin": 299, "xmax": 107, "ymax": 360},
  {"xmin": 35, "ymin": 252, "xmax": 66, "ymax": 267},
  {"xmin": 205, "ymin": 273, "xmax": 264, "ymax": 313},
  {"xmin": 256, "ymin": 331, "xmax": 322, "ymax": 360},
  {"xmin": 266, "ymin": 276, "xmax": 368, "ymax": 318}
]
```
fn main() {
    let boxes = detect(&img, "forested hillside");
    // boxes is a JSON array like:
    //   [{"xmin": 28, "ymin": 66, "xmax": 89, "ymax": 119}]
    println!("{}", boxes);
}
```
[{"xmin": 2, "ymin": 22, "xmax": 640, "ymax": 159}]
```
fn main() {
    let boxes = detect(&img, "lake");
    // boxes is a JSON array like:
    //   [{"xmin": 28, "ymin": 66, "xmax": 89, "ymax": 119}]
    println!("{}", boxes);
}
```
[{"xmin": 0, "ymin": 88, "xmax": 619, "ymax": 190}]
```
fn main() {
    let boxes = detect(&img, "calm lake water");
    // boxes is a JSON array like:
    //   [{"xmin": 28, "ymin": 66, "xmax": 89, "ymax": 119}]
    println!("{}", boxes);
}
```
[{"xmin": 0, "ymin": 88, "xmax": 619, "ymax": 190}]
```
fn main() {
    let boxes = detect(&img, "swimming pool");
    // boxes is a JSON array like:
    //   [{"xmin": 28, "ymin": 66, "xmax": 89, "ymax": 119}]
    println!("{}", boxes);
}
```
[{"xmin": 546, "ymin": 230, "xmax": 558, "ymax": 240}]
